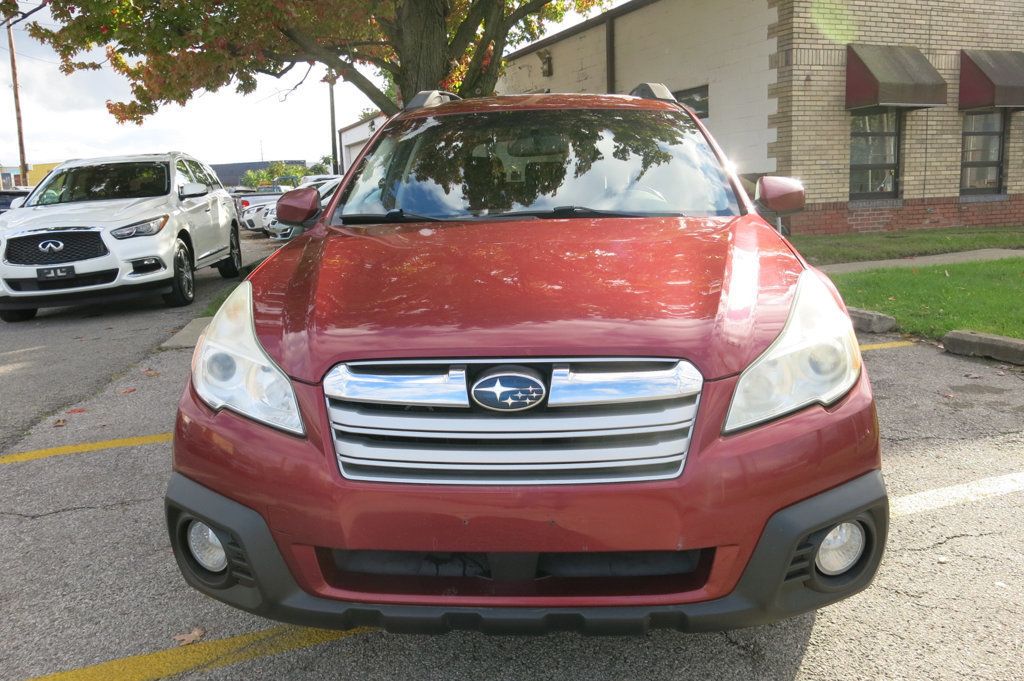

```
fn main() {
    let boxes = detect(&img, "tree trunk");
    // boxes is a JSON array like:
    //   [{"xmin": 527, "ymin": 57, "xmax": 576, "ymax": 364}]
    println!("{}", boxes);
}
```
[{"xmin": 393, "ymin": 0, "xmax": 451, "ymax": 103}]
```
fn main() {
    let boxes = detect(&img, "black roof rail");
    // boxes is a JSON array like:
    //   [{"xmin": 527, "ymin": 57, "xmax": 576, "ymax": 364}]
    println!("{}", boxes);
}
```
[
  {"xmin": 404, "ymin": 90, "xmax": 463, "ymax": 111},
  {"xmin": 628, "ymin": 82, "xmax": 677, "ymax": 103}
]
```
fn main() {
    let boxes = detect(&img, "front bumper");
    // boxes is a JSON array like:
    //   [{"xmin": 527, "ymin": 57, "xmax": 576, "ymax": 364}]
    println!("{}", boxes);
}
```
[
  {"xmin": 166, "ymin": 470, "xmax": 887, "ymax": 634},
  {"xmin": 0, "ymin": 230, "xmax": 175, "ymax": 309}
]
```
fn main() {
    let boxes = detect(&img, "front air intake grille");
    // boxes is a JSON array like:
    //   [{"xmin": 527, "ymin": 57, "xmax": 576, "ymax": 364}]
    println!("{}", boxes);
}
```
[
  {"xmin": 324, "ymin": 358, "xmax": 703, "ymax": 486},
  {"xmin": 4, "ymin": 231, "xmax": 108, "ymax": 265}
]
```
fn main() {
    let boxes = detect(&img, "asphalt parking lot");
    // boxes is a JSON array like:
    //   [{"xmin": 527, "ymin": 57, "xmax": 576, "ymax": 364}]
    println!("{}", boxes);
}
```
[{"xmin": 1, "ymin": 310, "xmax": 1022, "ymax": 678}]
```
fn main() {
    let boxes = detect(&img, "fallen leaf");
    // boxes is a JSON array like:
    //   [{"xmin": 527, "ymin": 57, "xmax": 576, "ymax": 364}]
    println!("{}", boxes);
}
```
[
  {"xmin": 887, "ymin": 296, "xmax": 897, "ymax": 301},
  {"xmin": 943, "ymin": 393, "xmax": 955, "ymax": 399},
  {"xmin": 53, "ymin": 419, "xmax": 67, "ymax": 427},
  {"xmin": 964, "ymin": 373, "xmax": 982, "ymax": 379},
  {"xmin": 172, "ymin": 627, "xmax": 205, "ymax": 646},
  {"xmin": 120, "ymin": 387, "xmax": 138, "ymax": 395},
  {"xmin": 143, "ymin": 369, "xmax": 160, "ymax": 378},
  {"xmin": 66, "ymin": 408, "xmax": 87, "ymax": 414}
]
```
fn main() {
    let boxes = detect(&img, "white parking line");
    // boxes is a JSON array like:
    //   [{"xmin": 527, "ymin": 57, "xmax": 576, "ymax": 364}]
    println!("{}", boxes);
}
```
[{"xmin": 892, "ymin": 471, "xmax": 1024, "ymax": 517}]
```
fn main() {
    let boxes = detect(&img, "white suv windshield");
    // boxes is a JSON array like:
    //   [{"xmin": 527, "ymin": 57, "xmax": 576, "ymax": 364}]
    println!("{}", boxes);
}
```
[
  {"xmin": 338, "ymin": 108, "xmax": 740, "ymax": 220},
  {"xmin": 27, "ymin": 162, "xmax": 170, "ymax": 206}
]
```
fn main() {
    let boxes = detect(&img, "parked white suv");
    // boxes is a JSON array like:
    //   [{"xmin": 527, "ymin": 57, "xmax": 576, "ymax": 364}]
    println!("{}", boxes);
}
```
[{"xmin": 0, "ymin": 153, "xmax": 241, "ymax": 322}]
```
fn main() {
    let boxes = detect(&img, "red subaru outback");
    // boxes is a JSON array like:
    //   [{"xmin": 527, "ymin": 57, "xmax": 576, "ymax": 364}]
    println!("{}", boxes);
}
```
[{"xmin": 167, "ymin": 84, "xmax": 887, "ymax": 634}]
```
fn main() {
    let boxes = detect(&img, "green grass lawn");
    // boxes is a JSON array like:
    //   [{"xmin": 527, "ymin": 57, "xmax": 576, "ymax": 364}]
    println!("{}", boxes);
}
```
[
  {"xmin": 790, "ymin": 226, "xmax": 1024, "ymax": 266},
  {"xmin": 831, "ymin": 258, "xmax": 1024, "ymax": 340}
]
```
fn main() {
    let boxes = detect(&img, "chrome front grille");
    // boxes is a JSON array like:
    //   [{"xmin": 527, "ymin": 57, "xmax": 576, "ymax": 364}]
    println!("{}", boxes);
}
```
[{"xmin": 324, "ymin": 358, "xmax": 703, "ymax": 485}]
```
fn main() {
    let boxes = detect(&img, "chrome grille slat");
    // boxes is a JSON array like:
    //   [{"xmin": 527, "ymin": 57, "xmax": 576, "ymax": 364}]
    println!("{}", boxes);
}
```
[
  {"xmin": 339, "ymin": 454, "xmax": 685, "ymax": 471},
  {"xmin": 336, "ymin": 435, "xmax": 692, "ymax": 465},
  {"xmin": 325, "ymin": 358, "xmax": 702, "ymax": 485},
  {"xmin": 327, "ymin": 398, "xmax": 697, "ymax": 434},
  {"xmin": 333, "ymin": 420, "xmax": 687, "ymax": 441}
]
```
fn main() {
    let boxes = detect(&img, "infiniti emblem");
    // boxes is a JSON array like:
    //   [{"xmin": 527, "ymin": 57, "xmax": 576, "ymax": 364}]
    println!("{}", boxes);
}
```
[
  {"xmin": 38, "ymin": 239, "xmax": 65, "ymax": 253},
  {"xmin": 470, "ymin": 367, "xmax": 546, "ymax": 412}
]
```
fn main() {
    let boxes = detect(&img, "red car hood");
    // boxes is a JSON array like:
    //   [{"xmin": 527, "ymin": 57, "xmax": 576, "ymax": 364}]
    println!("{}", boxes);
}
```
[{"xmin": 250, "ymin": 215, "xmax": 804, "ymax": 383}]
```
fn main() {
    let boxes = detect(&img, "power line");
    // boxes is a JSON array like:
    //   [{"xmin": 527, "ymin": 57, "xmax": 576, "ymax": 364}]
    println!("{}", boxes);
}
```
[{"xmin": 0, "ymin": 43, "xmax": 60, "ymax": 65}]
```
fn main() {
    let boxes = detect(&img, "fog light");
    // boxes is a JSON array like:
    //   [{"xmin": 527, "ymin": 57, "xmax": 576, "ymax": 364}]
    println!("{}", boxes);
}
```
[
  {"xmin": 815, "ymin": 521, "xmax": 866, "ymax": 576},
  {"xmin": 186, "ymin": 520, "xmax": 228, "ymax": 573}
]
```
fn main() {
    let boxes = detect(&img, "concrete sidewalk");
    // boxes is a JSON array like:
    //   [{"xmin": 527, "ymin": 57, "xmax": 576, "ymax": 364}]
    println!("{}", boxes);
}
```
[{"xmin": 819, "ymin": 248, "xmax": 1022, "ymax": 275}]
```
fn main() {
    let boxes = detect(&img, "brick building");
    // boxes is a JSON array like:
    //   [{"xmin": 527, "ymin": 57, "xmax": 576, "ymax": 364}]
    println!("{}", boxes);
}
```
[{"xmin": 497, "ymin": 0, "xmax": 1024, "ymax": 234}]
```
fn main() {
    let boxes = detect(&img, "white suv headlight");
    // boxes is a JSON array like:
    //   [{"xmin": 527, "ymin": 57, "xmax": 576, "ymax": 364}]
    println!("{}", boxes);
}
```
[
  {"xmin": 111, "ymin": 215, "xmax": 168, "ymax": 239},
  {"xmin": 192, "ymin": 281, "xmax": 304, "ymax": 435},
  {"xmin": 724, "ymin": 270, "xmax": 862, "ymax": 433}
]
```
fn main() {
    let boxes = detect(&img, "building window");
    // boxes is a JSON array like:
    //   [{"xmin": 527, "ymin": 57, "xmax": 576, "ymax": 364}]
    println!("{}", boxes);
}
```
[
  {"xmin": 961, "ymin": 111, "xmax": 1007, "ymax": 195},
  {"xmin": 850, "ymin": 111, "xmax": 900, "ymax": 200},
  {"xmin": 673, "ymin": 85, "xmax": 709, "ymax": 119}
]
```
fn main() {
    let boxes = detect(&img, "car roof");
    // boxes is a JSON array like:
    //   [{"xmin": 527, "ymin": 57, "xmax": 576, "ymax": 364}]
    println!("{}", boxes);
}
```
[
  {"xmin": 396, "ymin": 93, "xmax": 683, "ymax": 122},
  {"xmin": 57, "ymin": 152, "xmax": 195, "ymax": 169}
]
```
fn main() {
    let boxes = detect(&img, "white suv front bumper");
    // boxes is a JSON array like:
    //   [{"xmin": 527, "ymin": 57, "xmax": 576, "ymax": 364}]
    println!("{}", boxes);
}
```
[{"xmin": 0, "ymin": 228, "xmax": 177, "ymax": 309}]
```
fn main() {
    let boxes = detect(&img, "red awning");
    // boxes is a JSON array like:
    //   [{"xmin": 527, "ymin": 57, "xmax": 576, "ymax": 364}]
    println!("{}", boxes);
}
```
[
  {"xmin": 846, "ymin": 44, "xmax": 947, "ymax": 111},
  {"xmin": 960, "ymin": 50, "xmax": 1024, "ymax": 110}
]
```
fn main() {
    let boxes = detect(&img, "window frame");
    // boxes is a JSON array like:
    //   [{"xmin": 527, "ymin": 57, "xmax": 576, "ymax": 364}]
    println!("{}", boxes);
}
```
[
  {"xmin": 849, "ymin": 110, "xmax": 902, "ymax": 201},
  {"xmin": 960, "ymin": 110, "xmax": 1008, "ymax": 196},
  {"xmin": 673, "ymin": 85, "xmax": 709, "ymax": 119}
]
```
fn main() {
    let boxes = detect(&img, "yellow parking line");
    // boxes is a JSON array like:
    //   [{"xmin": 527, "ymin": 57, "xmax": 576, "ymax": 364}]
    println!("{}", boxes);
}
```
[
  {"xmin": 0, "ymin": 433, "xmax": 173, "ymax": 465},
  {"xmin": 859, "ymin": 340, "xmax": 915, "ymax": 352},
  {"xmin": 27, "ymin": 626, "xmax": 373, "ymax": 681}
]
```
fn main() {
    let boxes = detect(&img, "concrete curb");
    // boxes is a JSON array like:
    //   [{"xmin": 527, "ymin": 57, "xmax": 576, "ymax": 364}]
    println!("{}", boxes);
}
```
[
  {"xmin": 848, "ymin": 307, "xmax": 898, "ymax": 334},
  {"xmin": 942, "ymin": 330, "xmax": 1024, "ymax": 365},
  {"xmin": 161, "ymin": 317, "xmax": 211, "ymax": 349}
]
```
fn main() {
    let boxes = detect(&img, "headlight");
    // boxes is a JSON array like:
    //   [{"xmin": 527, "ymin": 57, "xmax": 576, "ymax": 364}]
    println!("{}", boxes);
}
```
[
  {"xmin": 724, "ymin": 270, "xmax": 861, "ymax": 432},
  {"xmin": 110, "ymin": 215, "xmax": 169, "ymax": 239},
  {"xmin": 191, "ymin": 281, "xmax": 304, "ymax": 435}
]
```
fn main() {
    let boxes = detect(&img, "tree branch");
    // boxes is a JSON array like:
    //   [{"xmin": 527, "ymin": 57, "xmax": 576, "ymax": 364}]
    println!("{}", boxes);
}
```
[
  {"xmin": 280, "ymin": 26, "xmax": 399, "ymax": 114},
  {"xmin": 448, "ymin": 0, "xmax": 497, "ymax": 60},
  {"xmin": 255, "ymin": 62, "xmax": 297, "ymax": 78},
  {"xmin": 504, "ymin": 0, "xmax": 551, "ymax": 30}
]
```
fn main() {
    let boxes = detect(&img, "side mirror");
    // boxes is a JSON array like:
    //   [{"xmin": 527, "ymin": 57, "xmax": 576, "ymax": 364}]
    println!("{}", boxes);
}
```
[
  {"xmin": 755, "ymin": 176, "xmax": 805, "ymax": 215},
  {"xmin": 179, "ymin": 182, "xmax": 209, "ymax": 199},
  {"xmin": 276, "ymin": 187, "xmax": 320, "ymax": 226},
  {"xmin": 9, "ymin": 197, "xmax": 25, "ymax": 209}
]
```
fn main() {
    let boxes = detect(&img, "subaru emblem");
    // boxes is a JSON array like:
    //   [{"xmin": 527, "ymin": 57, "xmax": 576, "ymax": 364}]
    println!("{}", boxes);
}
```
[
  {"xmin": 38, "ymin": 239, "xmax": 65, "ymax": 253},
  {"xmin": 471, "ymin": 367, "xmax": 546, "ymax": 412}
]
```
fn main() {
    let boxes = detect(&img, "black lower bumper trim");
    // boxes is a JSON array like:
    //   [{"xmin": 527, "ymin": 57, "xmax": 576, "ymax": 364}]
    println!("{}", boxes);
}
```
[
  {"xmin": 165, "ymin": 471, "xmax": 888, "ymax": 635},
  {"xmin": 0, "ymin": 279, "xmax": 173, "ymax": 309}
]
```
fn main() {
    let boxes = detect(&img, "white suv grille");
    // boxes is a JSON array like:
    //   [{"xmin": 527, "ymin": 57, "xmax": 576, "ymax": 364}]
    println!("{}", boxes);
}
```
[{"xmin": 324, "ymin": 358, "xmax": 702, "ymax": 486}]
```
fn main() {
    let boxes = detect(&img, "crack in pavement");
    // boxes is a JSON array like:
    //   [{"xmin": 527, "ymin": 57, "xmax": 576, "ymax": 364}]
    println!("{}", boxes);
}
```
[
  {"xmin": 0, "ymin": 495, "xmax": 160, "ymax": 521},
  {"xmin": 902, "ymin": 531, "xmax": 1001, "ymax": 552}
]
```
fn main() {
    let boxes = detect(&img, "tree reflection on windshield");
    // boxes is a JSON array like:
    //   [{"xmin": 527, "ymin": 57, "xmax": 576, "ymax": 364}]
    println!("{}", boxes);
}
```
[{"xmin": 339, "ymin": 108, "xmax": 739, "ymax": 219}]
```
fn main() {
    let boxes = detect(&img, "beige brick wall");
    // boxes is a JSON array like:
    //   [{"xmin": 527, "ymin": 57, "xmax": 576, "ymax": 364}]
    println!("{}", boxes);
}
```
[{"xmin": 772, "ymin": 0, "xmax": 1024, "ymax": 204}]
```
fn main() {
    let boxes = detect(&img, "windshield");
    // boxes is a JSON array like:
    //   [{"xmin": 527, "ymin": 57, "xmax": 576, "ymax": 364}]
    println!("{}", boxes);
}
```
[
  {"xmin": 337, "ymin": 108, "xmax": 739, "ymax": 221},
  {"xmin": 27, "ymin": 162, "xmax": 169, "ymax": 206}
]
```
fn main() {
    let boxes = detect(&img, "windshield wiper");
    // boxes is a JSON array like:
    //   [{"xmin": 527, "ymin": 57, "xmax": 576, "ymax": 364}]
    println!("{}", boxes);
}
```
[
  {"xmin": 340, "ymin": 209, "xmax": 445, "ymax": 224},
  {"xmin": 487, "ymin": 206, "xmax": 661, "ymax": 219}
]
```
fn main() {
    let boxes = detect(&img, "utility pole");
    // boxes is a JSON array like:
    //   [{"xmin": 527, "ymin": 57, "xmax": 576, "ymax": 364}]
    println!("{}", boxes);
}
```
[
  {"xmin": 329, "ymin": 80, "xmax": 339, "ymax": 174},
  {"xmin": 5, "ymin": 19, "xmax": 28, "ymax": 185}
]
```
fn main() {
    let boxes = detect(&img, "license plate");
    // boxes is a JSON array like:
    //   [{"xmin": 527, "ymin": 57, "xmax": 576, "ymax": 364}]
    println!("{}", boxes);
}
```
[{"xmin": 37, "ymin": 265, "xmax": 76, "ymax": 280}]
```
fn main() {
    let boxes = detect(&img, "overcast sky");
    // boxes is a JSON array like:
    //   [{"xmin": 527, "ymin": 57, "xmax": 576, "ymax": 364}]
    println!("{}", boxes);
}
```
[{"xmin": 0, "ymin": 4, "xmax": 618, "ymax": 168}]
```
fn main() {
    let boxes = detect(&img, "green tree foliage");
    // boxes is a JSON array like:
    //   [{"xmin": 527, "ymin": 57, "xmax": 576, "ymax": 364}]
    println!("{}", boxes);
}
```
[
  {"xmin": 0, "ymin": 0, "xmax": 602, "ymax": 122},
  {"xmin": 238, "ymin": 161, "xmax": 313, "ymax": 188}
]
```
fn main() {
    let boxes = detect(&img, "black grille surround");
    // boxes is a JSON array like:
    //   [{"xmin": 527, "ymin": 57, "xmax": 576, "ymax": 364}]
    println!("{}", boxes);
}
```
[{"xmin": 4, "ymin": 231, "xmax": 109, "ymax": 265}]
